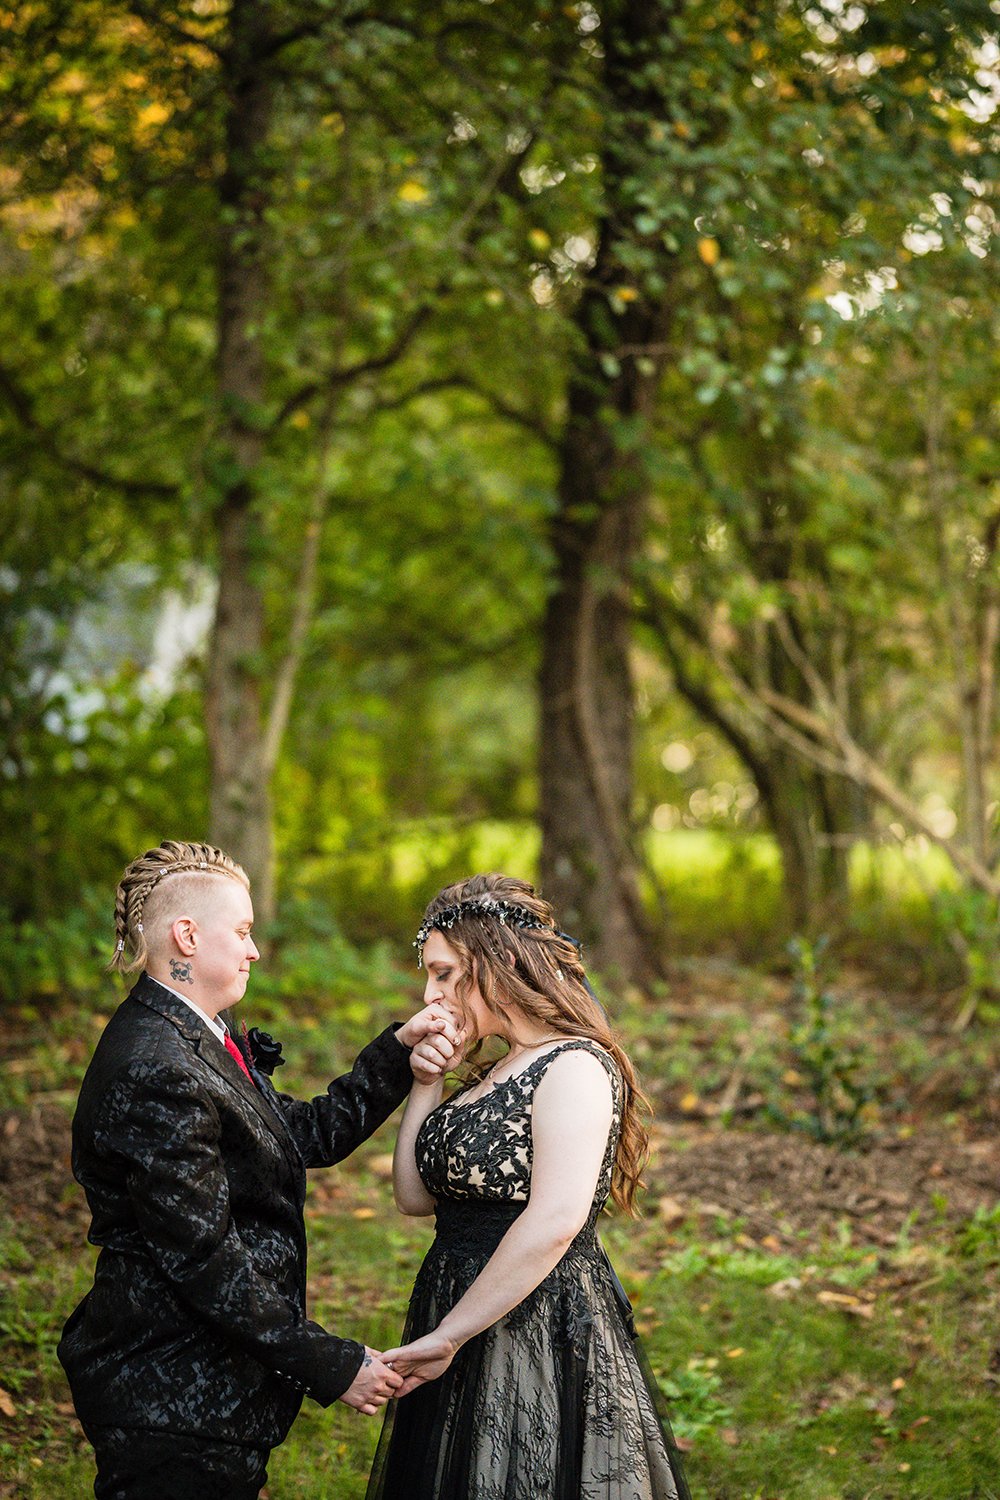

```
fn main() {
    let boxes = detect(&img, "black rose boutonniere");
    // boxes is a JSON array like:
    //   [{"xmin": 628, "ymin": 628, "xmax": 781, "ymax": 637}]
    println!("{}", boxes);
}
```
[{"xmin": 245, "ymin": 1026, "xmax": 286, "ymax": 1077}]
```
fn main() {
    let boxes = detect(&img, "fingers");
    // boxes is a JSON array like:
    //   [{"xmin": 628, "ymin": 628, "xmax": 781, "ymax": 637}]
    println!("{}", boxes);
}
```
[{"xmin": 414, "ymin": 1006, "xmax": 464, "ymax": 1046}]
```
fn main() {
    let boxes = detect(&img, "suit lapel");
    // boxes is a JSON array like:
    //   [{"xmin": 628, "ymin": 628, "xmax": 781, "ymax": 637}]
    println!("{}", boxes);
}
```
[{"xmin": 133, "ymin": 975, "xmax": 303, "ymax": 1174}]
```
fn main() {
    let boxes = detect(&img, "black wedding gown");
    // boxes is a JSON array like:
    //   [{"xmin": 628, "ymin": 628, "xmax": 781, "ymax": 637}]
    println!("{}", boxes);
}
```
[{"xmin": 367, "ymin": 1039, "xmax": 691, "ymax": 1500}]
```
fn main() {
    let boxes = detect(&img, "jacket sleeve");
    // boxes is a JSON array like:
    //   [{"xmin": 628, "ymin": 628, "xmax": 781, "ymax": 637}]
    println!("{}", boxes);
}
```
[
  {"xmin": 268, "ymin": 1024, "xmax": 414, "ymax": 1169},
  {"xmin": 103, "ymin": 1059, "xmax": 365, "ymax": 1406}
]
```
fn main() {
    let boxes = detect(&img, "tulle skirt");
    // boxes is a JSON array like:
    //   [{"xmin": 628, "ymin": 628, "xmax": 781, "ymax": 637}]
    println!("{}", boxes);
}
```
[{"xmin": 366, "ymin": 1200, "xmax": 691, "ymax": 1500}]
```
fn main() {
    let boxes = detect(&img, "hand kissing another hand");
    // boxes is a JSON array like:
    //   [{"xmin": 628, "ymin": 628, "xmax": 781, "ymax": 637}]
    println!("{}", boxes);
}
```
[{"xmin": 396, "ymin": 1004, "xmax": 465, "ymax": 1086}]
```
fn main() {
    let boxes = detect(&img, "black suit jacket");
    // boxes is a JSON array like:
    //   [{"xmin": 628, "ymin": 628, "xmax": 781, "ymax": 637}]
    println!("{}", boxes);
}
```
[{"xmin": 58, "ymin": 973, "xmax": 413, "ymax": 1445}]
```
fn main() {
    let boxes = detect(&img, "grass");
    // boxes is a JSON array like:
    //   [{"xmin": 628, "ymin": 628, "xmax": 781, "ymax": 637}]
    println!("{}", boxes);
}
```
[
  {"xmin": 4, "ymin": 955, "xmax": 1000, "ymax": 1500},
  {"xmin": 2, "ymin": 843, "xmax": 998, "ymax": 1500},
  {"xmin": 5, "ymin": 1156, "xmax": 999, "ymax": 1499}
]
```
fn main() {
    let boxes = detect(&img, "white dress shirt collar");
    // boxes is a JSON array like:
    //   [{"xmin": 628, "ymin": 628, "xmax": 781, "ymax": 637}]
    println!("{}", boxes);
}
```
[{"xmin": 150, "ymin": 976, "xmax": 229, "ymax": 1045}]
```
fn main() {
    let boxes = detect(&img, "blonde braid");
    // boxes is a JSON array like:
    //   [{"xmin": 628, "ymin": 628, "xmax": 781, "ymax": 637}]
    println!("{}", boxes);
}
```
[{"xmin": 108, "ymin": 840, "xmax": 250, "ymax": 975}]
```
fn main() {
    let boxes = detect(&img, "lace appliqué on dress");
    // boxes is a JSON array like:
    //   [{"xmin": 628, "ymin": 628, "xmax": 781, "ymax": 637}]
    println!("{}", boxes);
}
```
[{"xmin": 367, "ymin": 1040, "xmax": 692, "ymax": 1500}]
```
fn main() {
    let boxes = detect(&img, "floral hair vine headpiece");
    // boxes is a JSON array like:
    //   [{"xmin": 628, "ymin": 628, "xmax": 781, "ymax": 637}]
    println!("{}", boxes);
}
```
[{"xmin": 413, "ymin": 898, "xmax": 546, "ymax": 967}]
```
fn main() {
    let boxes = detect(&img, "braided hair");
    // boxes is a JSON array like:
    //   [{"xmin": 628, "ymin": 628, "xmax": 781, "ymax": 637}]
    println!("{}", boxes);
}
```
[
  {"xmin": 417, "ymin": 873, "xmax": 652, "ymax": 1216},
  {"xmin": 109, "ymin": 840, "xmax": 249, "ymax": 975}
]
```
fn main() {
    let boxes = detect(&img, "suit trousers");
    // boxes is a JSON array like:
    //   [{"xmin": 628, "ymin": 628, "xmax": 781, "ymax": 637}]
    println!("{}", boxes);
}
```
[{"xmin": 85, "ymin": 1424, "xmax": 270, "ymax": 1500}]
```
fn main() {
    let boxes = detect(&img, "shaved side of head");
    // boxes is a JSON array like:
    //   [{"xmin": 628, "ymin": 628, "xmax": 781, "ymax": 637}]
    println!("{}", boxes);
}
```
[{"xmin": 142, "ymin": 872, "xmax": 250, "ymax": 963}]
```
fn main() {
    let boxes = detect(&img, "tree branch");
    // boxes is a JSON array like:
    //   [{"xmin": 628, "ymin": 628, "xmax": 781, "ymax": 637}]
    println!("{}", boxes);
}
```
[
  {"xmin": 0, "ymin": 360, "xmax": 180, "ymax": 500},
  {"xmin": 369, "ymin": 372, "xmax": 558, "ymax": 449},
  {"xmin": 272, "ymin": 303, "xmax": 436, "ymax": 429}
]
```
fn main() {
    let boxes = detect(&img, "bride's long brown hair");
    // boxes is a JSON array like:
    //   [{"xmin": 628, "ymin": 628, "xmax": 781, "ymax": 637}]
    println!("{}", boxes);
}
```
[{"xmin": 419, "ymin": 873, "xmax": 651, "ymax": 1215}]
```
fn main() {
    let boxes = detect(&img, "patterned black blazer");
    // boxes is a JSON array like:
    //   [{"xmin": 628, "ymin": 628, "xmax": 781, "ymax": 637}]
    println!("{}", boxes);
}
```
[{"xmin": 58, "ymin": 973, "xmax": 413, "ymax": 1446}]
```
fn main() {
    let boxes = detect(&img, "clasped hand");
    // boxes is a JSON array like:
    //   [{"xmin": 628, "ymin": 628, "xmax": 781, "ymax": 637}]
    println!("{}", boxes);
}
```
[
  {"xmin": 396, "ymin": 1004, "xmax": 466, "ymax": 1086},
  {"xmin": 382, "ymin": 1329, "xmax": 458, "ymax": 1397},
  {"xmin": 339, "ymin": 1346, "xmax": 404, "ymax": 1415}
]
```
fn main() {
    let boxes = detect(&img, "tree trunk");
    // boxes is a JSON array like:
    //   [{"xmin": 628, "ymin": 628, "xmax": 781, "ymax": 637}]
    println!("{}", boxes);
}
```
[
  {"xmin": 539, "ymin": 0, "xmax": 679, "ymax": 983},
  {"xmin": 204, "ymin": 0, "xmax": 276, "ymax": 919}
]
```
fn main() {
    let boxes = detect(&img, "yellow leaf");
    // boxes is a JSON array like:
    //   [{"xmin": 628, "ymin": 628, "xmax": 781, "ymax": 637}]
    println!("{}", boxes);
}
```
[
  {"xmin": 657, "ymin": 1195, "xmax": 686, "ymax": 1227},
  {"xmin": 289, "ymin": 409, "xmax": 310, "ymax": 429},
  {"xmin": 613, "ymin": 285, "xmax": 639, "ymax": 303},
  {"xmin": 782, "ymin": 1068, "xmax": 803, "ymax": 1086},
  {"xmin": 0, "ymin": 1386, "xmax": 15, "ymax": 1418},
  {"xmin": 898, "ymin": 1463, "xmax": 911, "ymax": 1473},
  {"xmin": 484, "ymin": 288, "xmax": 504, "ymax": 306},
  {"xmin": 816, "ymin": 1290, "xmax": 874, "ymax": 1318},
  {"xmin": 725, "ymin": 1347, "xmax": 745, "ymax": 1359},
  {"xmin": 528, "ymin": 228, "xmax": 551, "ymax": 253},
  {"xmin": 352, "ymin": 1207, "xmax": 376, "ymax": 1220},
  {"xmin": 138, "ymin": 101, "xmax": 171, "ymax": 129},
  {"xmin": 697, "ymin": 236, "xmax": 720, "ymax": 266},
  {"xmin": 397, "ymin": 179, "xmax": 429, "ymax": 204},
  {"xmin": 891, "ymin": 1376, "xmax": 906, "ymax": 1391},
  {"xmin": 679, "ymin": 1091, "xmax": 700, "ymax": 1112}
]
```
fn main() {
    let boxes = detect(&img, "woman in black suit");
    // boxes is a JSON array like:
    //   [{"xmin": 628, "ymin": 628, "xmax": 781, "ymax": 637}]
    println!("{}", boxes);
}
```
[{"xmin": 59, "ymin": 839, "xmax": 460, "ymax": 1500}]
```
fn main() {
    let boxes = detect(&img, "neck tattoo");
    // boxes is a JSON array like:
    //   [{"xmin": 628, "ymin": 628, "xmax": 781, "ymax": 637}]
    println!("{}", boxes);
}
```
[{"xmin": 169, "ymin": 959, "xmax": 194, "ymax": 985}]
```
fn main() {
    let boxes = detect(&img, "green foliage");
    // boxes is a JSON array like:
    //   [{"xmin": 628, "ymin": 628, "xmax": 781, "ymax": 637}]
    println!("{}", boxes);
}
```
[
  {"xmin": 656, "ymin": 1355, "xmax": 734, "ymax": 1445},
  {"xmin": 932, "ymin": 887, "xmax": 1000, "ymax": 1026},
  {"xmin": 954, "ymin": 1204, "xmax": 1000, "ymax": 1265},
  {"xmin": 770, "ymin": 936, "xmax": 874, "ymax": 1146}
]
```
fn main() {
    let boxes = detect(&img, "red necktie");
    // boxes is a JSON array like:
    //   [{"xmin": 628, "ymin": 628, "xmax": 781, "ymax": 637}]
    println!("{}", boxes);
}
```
[{"xmin": 224, "ymin": 1032, "xmax": 255, "ymax": 1084}]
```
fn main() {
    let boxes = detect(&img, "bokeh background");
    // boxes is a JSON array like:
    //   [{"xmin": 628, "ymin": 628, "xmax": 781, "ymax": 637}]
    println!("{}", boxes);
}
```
[{"xmin": 2, "ymin": 3, "xmax": 1000, "ymax": 1496}]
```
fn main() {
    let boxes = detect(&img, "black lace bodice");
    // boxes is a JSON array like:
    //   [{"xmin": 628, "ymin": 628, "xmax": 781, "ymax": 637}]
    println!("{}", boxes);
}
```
[
  {"xmin": 367, "ymin": 1036, "xmax": 691, "ymax": 1500},
  {"xmin": 416, "ymin": 1039, "xmax": 623, "ymax": 1224}
]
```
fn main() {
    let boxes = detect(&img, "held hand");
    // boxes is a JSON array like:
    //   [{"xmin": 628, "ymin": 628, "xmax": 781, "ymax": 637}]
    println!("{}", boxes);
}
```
[
  {"xmin": 339, "ymin": 1347, "xmax": 404, "ymax": 1416},
  {"xmin": 383, "ymin": 1329, "xmax": 458, "ymax": 1397},
  {"xmin": 397, "ymin": 1005, "xmax": 466, "ymax": 1085}
]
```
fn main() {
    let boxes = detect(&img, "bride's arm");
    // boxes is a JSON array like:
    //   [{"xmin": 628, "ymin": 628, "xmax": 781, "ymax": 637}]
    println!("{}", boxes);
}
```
[
  {"xmin": 384, "ymin": 1050, "xmax": 614, "ymax": 1386},
  {"xmin": 393, "ymin": 1079, "xmax": 443, "ymax": 1216}
]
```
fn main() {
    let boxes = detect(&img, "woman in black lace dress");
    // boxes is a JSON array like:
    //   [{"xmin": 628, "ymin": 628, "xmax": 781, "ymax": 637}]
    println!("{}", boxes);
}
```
[{"xmin": 367, "ymin": 873, "xmax": 691, "ymax": 1500}]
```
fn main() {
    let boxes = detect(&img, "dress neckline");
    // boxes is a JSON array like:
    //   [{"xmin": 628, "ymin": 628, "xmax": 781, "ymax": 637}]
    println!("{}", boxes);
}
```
[{"xmin": 443, "ymin": 1038, "xmax": 607, "ymax": 1116}]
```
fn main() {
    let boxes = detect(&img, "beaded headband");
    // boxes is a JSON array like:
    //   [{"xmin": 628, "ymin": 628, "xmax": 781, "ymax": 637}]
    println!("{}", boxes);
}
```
[{"xmin": 413, "ymin": 897, "xmax": 546, "ymax": 967}]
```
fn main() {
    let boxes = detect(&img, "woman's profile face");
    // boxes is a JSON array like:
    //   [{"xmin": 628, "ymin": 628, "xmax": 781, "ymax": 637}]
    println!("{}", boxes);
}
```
[{"xmin": 421, "ymin": 929, "xmax": 493, "ymax": 1042}]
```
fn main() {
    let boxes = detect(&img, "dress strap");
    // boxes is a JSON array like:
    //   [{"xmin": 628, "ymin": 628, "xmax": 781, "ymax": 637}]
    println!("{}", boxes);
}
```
[{"xmin": 524, "ymin": 1038, "xmax": 622, "ymax": 1095}]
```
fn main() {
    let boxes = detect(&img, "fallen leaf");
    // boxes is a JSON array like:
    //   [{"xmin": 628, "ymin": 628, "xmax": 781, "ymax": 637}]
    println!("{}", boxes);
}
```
[
  {"xmin": 725, "ymin": 1347, "xmax": 745, "ymax": 1359},
  {"xmin": 816, "ymin": 1290, "xmax": 874, "ymax": 1318},
  {"xmin": 720, "ymin": 1427, "xmax": 739, "ymax": 1446},
  {"xmin": 767, "ymin": 1276, "xmax": 802, "ymax": 1298},
  {"xmin": 679, "ymin": 1091, "xmax": 700, "ymax": 1112},
  {"xmin": 657, "ymin": 1195, "xmax": 686, "ymax": 1227},
  {"xmin": 0, "ymin": 1387, "xmax": 14, "ymax": 1419},
  {"xmin": 351, "ymin": 1207, "xmax": 376, "ymax": 1220},
  {"xmin": 891, "ymin": 1376, "xmax": 906, "ymax": 1391},
  {"xmin": 697, "ymin": 236, "xmax": 720, "ymax": 266}
]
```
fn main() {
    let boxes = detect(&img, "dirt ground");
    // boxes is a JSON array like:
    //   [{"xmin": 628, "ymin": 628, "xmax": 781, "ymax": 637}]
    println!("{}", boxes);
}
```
[{"xmin": 4, "ymin": 1096, "xmax": 998, "ymax": 1254}]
